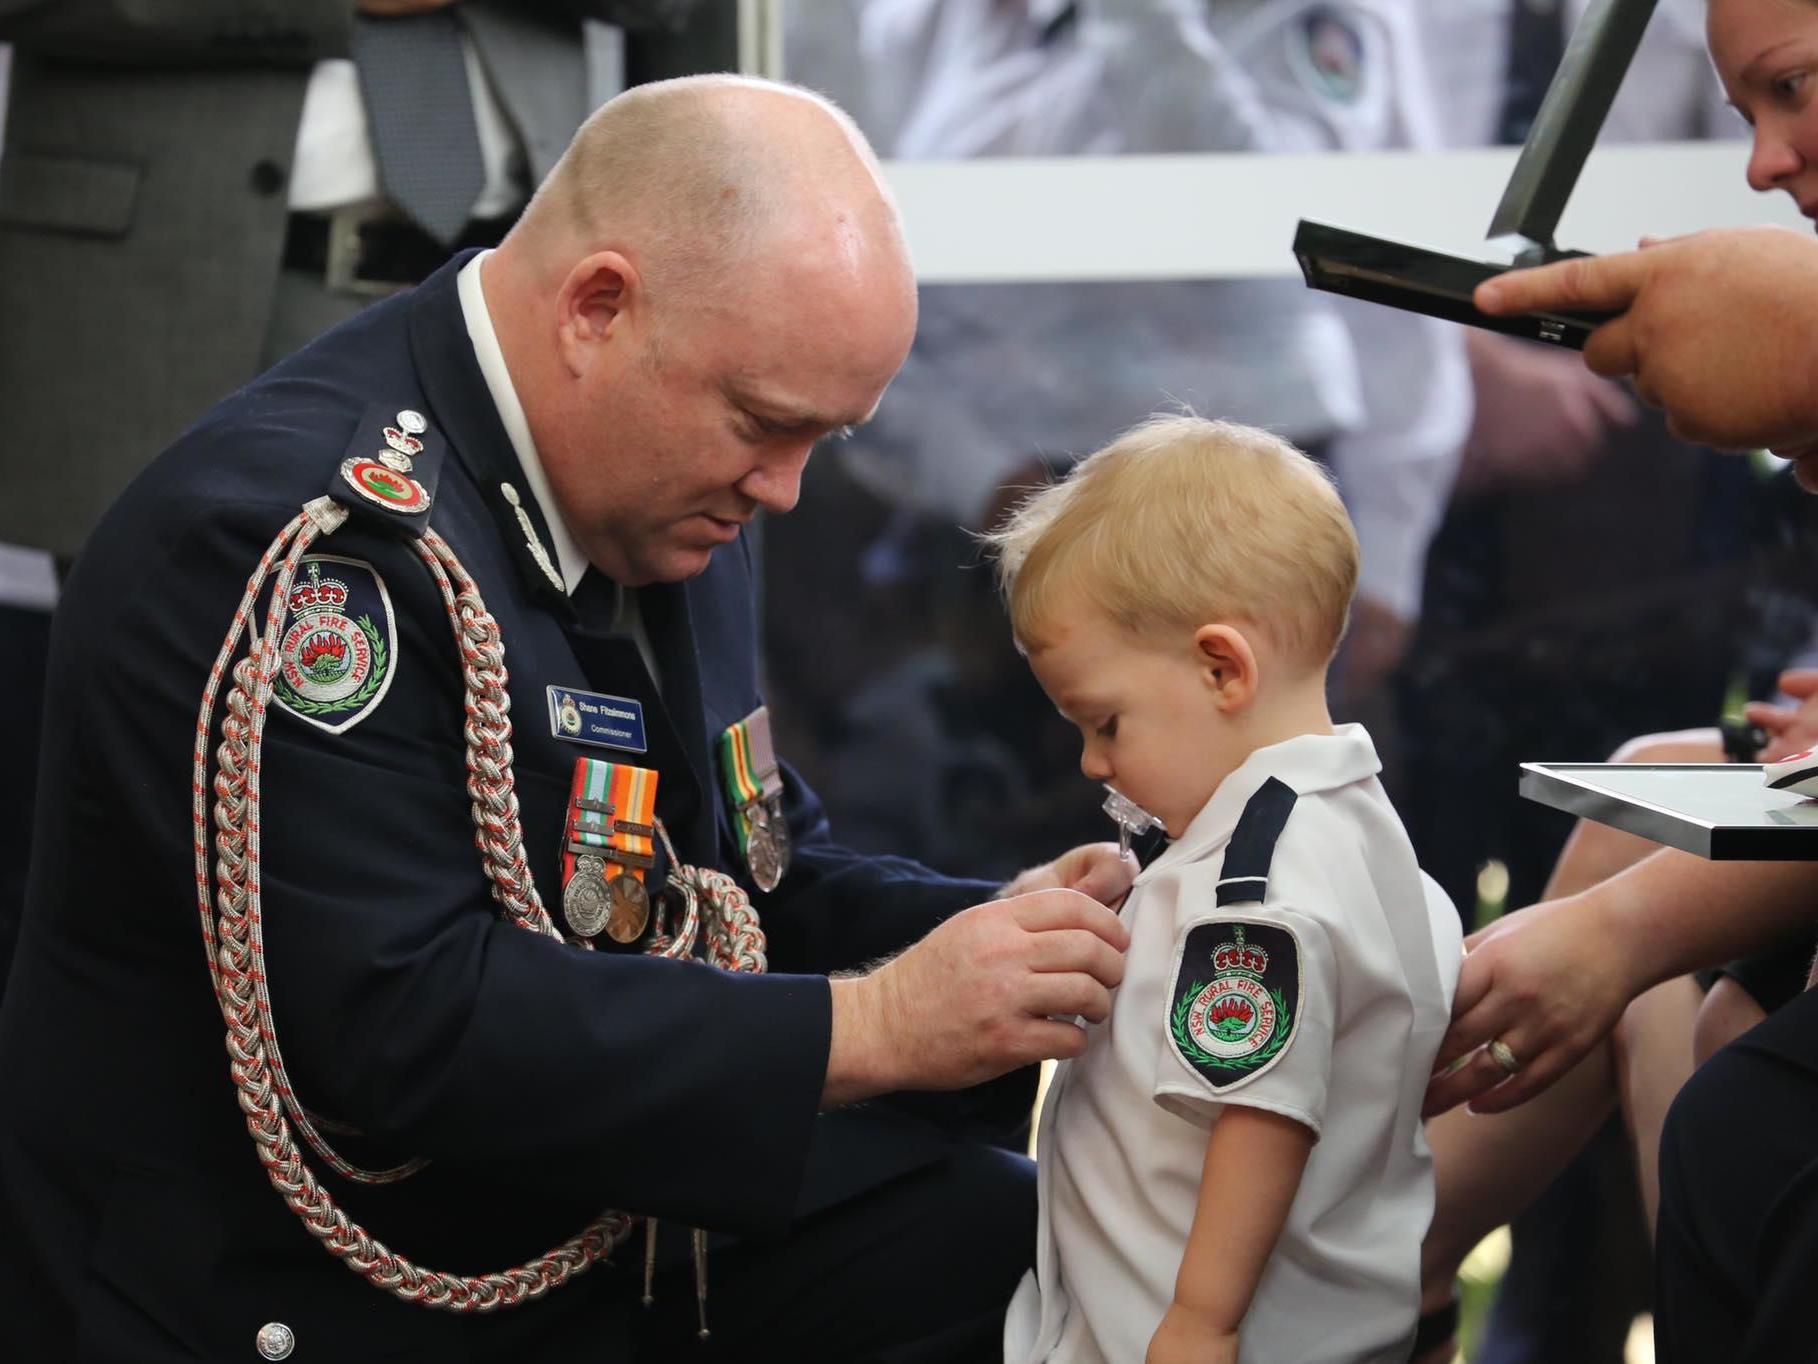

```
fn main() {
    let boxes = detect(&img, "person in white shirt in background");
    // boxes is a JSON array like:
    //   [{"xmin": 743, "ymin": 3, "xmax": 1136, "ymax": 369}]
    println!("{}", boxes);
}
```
[
  {"xmin": 987, "ymin": 414, "xmax": 1460, "ymax": 1364},
  {"xmin": 803, "ymin": 0, "xmax": 1468, "ymax": 696},
  {"xmin": 765, "ymin": 0, "xmax": 1468, "ymax": 886}
]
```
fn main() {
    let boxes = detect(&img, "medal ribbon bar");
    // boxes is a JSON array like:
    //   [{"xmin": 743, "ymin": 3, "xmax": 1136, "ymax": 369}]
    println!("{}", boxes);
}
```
[
  {"xmin": 563, "ymin": 756, "xmax": 659, "ymax": 889},
  {"xmin": 717, "ymin": 714, "xmax": 784, "ymax": 858}
]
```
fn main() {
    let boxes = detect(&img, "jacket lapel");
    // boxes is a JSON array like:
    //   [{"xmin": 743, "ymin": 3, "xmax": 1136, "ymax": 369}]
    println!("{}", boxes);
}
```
[
  {"xmin": 405, "ymin": 255, "xmax": 719, "ymax": 864},
  {"xmin": 406, "ymin": 251, "xmax": 572, "ymax": 617}
]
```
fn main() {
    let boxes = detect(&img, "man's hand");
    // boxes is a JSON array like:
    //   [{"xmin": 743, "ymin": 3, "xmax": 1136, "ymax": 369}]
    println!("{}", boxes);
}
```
[
  {"xmin": 1456, "ymin": 330, "xmax": 1636, "ymax": 495},
  {"xmin": 1422, "ymin": 893, "xmax": 1640, "ymax": 1117},
  {"xmin": 1148, "ymin": 1306, "xmax": 1238, "ymax": 1364},
  {"xmin": 1000, "ymin": 841, "xmax": 1137, "ymax": 906},
  {"xmin": 1475, "ymin": 226, "xmax": 1818, "ymax": 455},
  {"xmin": 823, "ymin": 889, "xmax": 1129, "ymax": 1107},
  {"xmin": 1744, "ymin": 668, "xmax": 1818, "ymax": 762}
]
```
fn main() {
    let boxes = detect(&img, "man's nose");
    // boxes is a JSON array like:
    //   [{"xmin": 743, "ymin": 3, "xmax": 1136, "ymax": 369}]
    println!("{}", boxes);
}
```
[{"xmin": 738, "ymin": 442, "xmax": 813, "ymax": 515}]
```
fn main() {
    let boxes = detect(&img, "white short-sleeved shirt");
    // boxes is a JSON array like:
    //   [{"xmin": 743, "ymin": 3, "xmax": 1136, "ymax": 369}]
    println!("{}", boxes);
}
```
[
  {"xmin": 1414, "ymin": 0, "xmax": 1741, "ymax": 150},
  {"xmin": 1005, "ymin": 725, "xmax": 1462, "ymax": 1364}
]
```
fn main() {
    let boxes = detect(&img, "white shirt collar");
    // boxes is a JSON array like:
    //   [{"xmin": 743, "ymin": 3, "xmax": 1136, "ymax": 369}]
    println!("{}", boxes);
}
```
[
  {"xmin": 456, "ymin": 250, "xmax": 590, "ymax": 594},
  {"xmin": 1136, "ymin": 723, "xmax": 1383, "ymax": 884}
]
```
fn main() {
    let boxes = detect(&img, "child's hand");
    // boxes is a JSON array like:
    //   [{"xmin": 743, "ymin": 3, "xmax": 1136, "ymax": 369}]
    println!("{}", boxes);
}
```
[
  {"xmin": 999, "ymin": 841, "xmax": 1135, "ymax": 907},
  {"xmin": 1147, "ymin": 1304, "xmax": 1238, "ymax": 1364}
]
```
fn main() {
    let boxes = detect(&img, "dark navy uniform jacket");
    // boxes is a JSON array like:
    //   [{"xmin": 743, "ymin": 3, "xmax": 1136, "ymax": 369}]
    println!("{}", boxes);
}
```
[{"xmin": 0, "ymin": 254, "xmax": 1003, "ymax": 1361}]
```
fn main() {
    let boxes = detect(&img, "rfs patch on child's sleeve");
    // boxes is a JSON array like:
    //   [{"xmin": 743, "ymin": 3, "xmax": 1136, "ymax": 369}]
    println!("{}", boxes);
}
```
[{"xmin": 1166, "ymin": 918, "xmax": 1303, "ymax": 1092}]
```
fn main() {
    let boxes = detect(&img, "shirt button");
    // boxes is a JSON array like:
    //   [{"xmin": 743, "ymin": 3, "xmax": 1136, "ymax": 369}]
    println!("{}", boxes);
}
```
[
  {"xmin": 249, "ymin": 160, "xmax": 287, "ymax": 197},
  {"xmin": 255, "ymin": 1321, "xmax": 295, "ymax": 1360}
]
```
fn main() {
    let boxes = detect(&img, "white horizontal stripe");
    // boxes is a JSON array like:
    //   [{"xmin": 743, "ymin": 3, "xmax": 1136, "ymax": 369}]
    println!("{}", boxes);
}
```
[{"xmin": 882, "ymin": 142, "xmax": 1803, "ymax": 283}]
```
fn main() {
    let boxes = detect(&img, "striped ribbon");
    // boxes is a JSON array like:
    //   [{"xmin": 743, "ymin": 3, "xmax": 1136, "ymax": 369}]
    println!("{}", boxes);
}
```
[
  {"xmin": 563, "ymin": 756, "xmax": 657, "ymax": 890},
  {"xmin": 717, "ymin": 709, "xmax": 782, "ymax": 856}
]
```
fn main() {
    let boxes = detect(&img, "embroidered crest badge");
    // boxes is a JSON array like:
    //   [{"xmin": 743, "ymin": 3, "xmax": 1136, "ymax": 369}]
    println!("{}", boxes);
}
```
[
  {"xmin": 1293, "ymin": 6, "xmax": 1365, "ymax": 105},
  {"xmin": 1167, "ymin": 919, "xmax": 1302, "ymax": 1092},
  {"xmin": 272, "ymin": 555, "xmax": 398, "ymax": 735}
]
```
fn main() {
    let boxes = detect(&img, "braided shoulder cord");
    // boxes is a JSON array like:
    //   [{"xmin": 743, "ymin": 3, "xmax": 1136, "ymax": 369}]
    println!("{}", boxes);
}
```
[{"xmin": 190, "ymin": 498, "xmax": 768, "ymax": 1311}]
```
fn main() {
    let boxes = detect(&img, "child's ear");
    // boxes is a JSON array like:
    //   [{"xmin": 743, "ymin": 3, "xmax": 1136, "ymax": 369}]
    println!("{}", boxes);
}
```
[{"xmin": 1193, "ymin": 624, "xmax": 1258, "ymax": 712}]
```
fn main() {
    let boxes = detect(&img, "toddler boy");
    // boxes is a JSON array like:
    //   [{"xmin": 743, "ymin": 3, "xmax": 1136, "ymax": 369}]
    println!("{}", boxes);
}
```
[{"xmin": 988, "ymin": 415, "xmax": 1461, "ymax": 1364}]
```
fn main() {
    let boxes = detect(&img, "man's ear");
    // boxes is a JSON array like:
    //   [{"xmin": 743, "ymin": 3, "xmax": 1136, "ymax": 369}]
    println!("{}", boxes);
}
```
[
  {"xmin": 1193, "ymin": 623, "xmax": 1258, "ymax": 713},
  {"xmin": 555, "ymin": 250, "xmax": 639, "ymax": 377}
]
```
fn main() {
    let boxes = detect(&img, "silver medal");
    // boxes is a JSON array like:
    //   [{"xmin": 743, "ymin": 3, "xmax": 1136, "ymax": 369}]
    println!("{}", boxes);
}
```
[
  {"xmin": 764, "ymin": 797, "xmax": 790, "ymax": 882},
  {"xmin": 564, "ymin": 854, "xmax": 610, "ymax": 938},
  {"xmin": 745, "ymin": 804, "xmax": 783, "ymax": 893}
]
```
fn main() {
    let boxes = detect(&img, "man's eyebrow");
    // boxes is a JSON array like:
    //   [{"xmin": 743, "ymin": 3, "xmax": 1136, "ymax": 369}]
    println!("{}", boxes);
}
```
[{"xmin": 725, "ymin": 383, "xmax": 877, "ymax": 432}]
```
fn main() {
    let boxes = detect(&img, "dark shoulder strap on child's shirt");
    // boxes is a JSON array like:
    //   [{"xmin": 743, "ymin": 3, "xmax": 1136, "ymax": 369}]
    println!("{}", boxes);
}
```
[{"xmin": 1214, "ymin": 777, "xmax": 1298, "ymax": 907}]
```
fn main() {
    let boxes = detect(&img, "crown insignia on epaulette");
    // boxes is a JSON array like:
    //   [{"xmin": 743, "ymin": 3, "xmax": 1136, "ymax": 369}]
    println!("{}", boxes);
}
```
[{"xmin": 382, "ymin": 426, "xmax": 425, "ymax": 457}]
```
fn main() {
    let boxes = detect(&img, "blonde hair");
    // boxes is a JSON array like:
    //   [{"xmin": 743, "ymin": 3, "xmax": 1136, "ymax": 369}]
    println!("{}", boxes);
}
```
[{"xmin": 985, "ymin": 415, "xmax": 1359, "ymax": 665}]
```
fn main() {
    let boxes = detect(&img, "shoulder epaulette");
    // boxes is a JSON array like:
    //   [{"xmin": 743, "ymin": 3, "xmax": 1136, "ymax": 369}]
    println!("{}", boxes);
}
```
[{"xmin": 327, "ymin": 403, "xmax": 445, "ymax": 537}]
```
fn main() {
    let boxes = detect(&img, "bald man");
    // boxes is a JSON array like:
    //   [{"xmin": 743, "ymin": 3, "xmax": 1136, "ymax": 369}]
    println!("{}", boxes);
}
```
[{"xmin": 0, "ymin": 76, "xmax": 1133, "ymax": 1363}]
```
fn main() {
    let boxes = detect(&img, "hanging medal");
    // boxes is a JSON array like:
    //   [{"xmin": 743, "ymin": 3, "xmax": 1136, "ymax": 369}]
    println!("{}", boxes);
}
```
[
  {"xmin": 562, "ymin": 756, "xmax": 659, "ymax": 943},
  {"xmin": 718, "ymin": 705, "xmax": 790, "ymax": 893}
]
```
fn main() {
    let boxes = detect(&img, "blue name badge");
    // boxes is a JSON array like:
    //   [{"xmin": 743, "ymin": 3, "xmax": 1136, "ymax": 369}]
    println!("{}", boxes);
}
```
[{"xmin": 547, "ymin": 685, "xmax": 648, "ymax": 754}]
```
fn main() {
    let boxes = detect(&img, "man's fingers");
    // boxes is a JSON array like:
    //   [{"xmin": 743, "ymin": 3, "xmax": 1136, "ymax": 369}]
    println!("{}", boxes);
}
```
[
  {"xmin": 1475, "ymin": 251, "xmax": 1646, "ymax": 317},
  {"xmin": 1025, "ymin": 971, "xmax": 1114, "ymax": 1024},
  {"xmin": 1006, "ymin": 888, "xmax": 1131, "ymax": 949},
  {"xmin": 1027, "ymin": 928, "xmax": 1126, "ymax": 989},
  {"xmin": 1023, "ymin": 1017, "xmax": 1090, "ymax": 1063}
]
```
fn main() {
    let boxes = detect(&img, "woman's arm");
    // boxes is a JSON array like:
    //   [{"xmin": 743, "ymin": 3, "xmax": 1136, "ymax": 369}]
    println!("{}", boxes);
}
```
[{"xmin": 1425, "ymin": 848, "xmax": 1818, "ymax": 1117}]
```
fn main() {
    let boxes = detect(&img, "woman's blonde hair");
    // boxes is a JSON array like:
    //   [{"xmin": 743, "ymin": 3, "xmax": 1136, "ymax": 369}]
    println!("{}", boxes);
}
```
[{"xmin": 985, "ymin": 415, "xmax": 1359, "ymax": 665}]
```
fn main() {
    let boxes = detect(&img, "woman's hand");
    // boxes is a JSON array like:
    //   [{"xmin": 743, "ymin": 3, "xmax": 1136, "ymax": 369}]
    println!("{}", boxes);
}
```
[
  {"xmin": 1476, "ymin": 226, "xmax": 1818, "ymax": 456},
  {"xmin": 1424, "ymin": 892, "xmax": 1642, "ymax": 1117}
]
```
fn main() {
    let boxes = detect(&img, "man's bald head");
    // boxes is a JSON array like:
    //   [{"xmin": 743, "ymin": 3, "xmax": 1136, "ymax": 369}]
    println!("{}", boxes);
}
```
[
  {"xmin": 510, "ymin": 75, "xmax": 909, "ymax": 309},
  {"xmin": 480, "ymin": 75, "xmax": 918, "ymax": 589}
]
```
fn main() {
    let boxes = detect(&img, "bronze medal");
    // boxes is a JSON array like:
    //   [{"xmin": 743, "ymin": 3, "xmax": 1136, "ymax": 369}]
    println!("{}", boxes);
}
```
[
  {"xmin": 606, "ymin": 872, "xmax": 650, "ymax": 944},
  {"xmin": 563, "ymin": 853, "xmax": 610, "ymax": 939}
]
